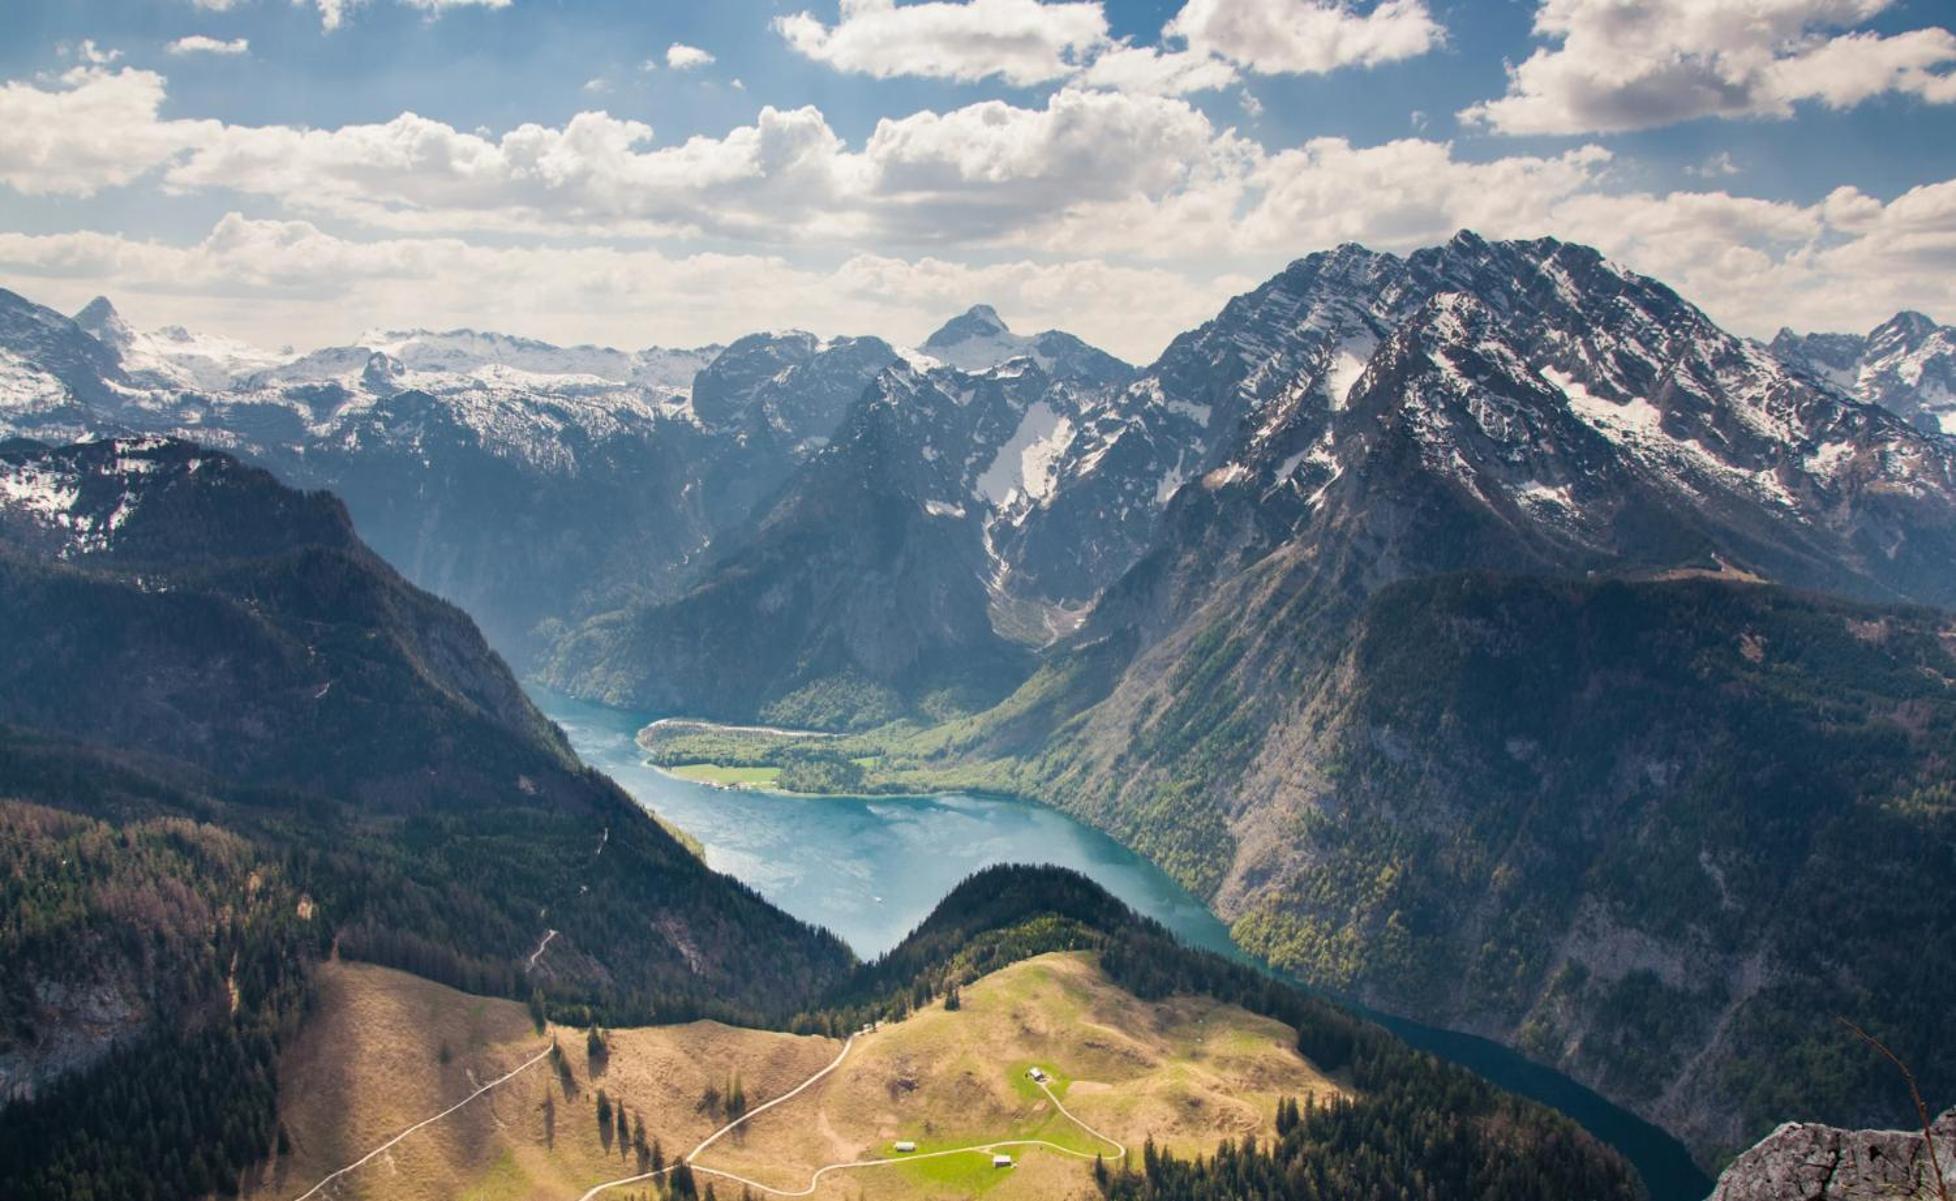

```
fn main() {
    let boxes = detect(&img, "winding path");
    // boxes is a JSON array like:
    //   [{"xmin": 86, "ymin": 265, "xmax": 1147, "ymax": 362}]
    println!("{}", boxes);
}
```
[
  {"xmin": 525, "ymin": 929, "xmax": 558, "ymax": 971},
  {"xmin": 289, "ymin": 1044, "xmax": 554, "ymax": 1201}
]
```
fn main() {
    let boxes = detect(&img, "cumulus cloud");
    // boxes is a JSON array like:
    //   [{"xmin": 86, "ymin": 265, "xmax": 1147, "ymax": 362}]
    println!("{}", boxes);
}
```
[
  {"xmin": 168, "ymin": 35, "xmax": 250, "ymax": 56},
  {"xmin": 4, "ymin": 59, "xmax": 1952, "ymax": 354},
  {"xmin": 1165, "ymin": 0, "xmax": 1442, "ymax": 76},
  {"xmin": 0, "ymin": 67, "xmax": 1243, "ymax": 244},
  {"xmin": 665, "ymin": 43, "xmax": 715, "ymax": 70},
  {"xmin": 1462, "ymin": 0, "xmax": 1956, "ymax": 135},
  {"xmin": 0, "ymin": 68, "xmax": 216, "ymax": 196},
  {"xmin": 776, "ymin": 0, "xmax": 1108, "ymax": 86},
  {"xmin": 778, "ymin": 0, "xmax": 1439, "ymax": 91}
]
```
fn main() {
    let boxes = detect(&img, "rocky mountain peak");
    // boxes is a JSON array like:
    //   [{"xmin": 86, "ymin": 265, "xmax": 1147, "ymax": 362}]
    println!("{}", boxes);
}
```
[
  {"xmin": 924, "ymin": 304, "xmax": 1011, "ymax": 349},
  {"xmin": 1871, "ymin": 309, "xmax": 1942, "ymax": 346},
  {"xmin": 72, "ymin": 296, "xmax": 133, "ymax": 353}
]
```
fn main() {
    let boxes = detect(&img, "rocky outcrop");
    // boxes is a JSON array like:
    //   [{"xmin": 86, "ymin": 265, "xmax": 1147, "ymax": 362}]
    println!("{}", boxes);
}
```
[{"xmin": 1711, "ymin": 1109, "xmax": 1955, "ymax": 1201}]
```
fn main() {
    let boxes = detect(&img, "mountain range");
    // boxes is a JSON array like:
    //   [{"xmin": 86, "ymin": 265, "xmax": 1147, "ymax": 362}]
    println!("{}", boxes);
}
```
[{"xmin": 3, "ymin": 239, "xmax": 1954, "ymax": 1179}]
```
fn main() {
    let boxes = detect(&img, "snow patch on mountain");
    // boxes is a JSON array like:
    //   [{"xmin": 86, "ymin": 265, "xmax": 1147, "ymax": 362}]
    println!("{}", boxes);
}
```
[
  {"xmin": 1325, "ymin": 336, "xmax": 1375, "ymax": 410},
  {"xmin": 975, "ymin": 400, "xmax": 1072, "ymax": 506}
]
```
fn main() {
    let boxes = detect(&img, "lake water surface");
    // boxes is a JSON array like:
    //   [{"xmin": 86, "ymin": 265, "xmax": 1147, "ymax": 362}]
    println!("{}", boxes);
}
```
[{"xmin": 535, "ymin": 688, "xmax": 1712, "ymax": 1201}]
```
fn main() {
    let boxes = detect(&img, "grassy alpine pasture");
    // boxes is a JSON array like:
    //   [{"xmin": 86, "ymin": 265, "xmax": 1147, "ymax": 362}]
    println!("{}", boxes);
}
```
[{"xmin": 247, "ymin": 951, "xmax": 1341, "ymax": 1201}]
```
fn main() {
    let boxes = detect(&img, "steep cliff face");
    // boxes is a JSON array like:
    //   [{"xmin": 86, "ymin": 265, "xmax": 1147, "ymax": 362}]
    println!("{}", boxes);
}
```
[{"xmin": 1711, "ymin": 1109, "xmax": 1955, "ymax": 1201}]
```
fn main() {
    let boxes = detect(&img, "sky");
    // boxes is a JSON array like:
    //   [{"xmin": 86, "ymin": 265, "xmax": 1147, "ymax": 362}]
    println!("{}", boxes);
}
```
[{"xmin": 1, "ymin": 0, "xmax": 1954, "ymax": 363}]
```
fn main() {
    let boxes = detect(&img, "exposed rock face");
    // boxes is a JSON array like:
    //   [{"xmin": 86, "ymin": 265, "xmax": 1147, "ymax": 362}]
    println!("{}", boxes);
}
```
[{"xmin": 1711, "ymin": 1110, "xmax": 1956, "ymax": 1201}]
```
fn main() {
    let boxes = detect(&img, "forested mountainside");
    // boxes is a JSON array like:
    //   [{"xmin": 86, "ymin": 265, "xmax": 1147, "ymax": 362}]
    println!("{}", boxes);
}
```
[
  {"xmin": 0, "ymin": 437, "xmax": 854, "ymax": 1194},
  {"xmin": 638, "ymin": 235, "xmax": 1956, "ymax": 1167}
]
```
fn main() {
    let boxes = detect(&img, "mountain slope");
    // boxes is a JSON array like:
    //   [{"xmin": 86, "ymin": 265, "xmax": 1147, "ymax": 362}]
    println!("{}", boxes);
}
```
[
  {"xmin": 0, "ymin": 436, "xmax": 853, "ymax": 1034},
  {"xmin": 921, "ymin": 303, "xmax": 1135, "ymax": 386},
  {"xmin": 538, "ymin": 306, "xmax": 1145, "ymax": 728}
]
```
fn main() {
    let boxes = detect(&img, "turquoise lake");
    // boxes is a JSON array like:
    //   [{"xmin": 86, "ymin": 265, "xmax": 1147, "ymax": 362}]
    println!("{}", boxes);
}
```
[{"xmin": 535, "ymin": 688, "xmax": 1712, "ymax": 1201}]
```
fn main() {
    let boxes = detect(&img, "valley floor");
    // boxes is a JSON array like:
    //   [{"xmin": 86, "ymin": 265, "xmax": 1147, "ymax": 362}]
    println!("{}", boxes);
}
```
[{"xmin": 245, "ymin": 952, "xmax": 1341, "ymax": 1201}]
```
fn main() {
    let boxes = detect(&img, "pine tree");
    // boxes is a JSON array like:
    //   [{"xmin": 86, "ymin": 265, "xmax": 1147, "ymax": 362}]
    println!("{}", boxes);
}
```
[{"xmin": 944, "ymin": 983, "xmax": 961, "ymax": 1011}]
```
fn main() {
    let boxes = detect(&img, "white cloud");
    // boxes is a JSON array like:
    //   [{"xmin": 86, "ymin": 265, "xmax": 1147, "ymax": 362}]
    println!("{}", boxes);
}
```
[
  {"xmin": 581, "ymin": 77, "xmax": 610, "ymax": 94},
  {"xmin": 4, "ymin": 59, "xmax": 1953, "ymax": 351},
  {"xmin": 1462, "ymin": 0, "xmax": 1956, "ymax": 135},
  {"xmin": 193, "ymin": 0, "xmax": 245, "ymax": 8},
  {"xmin": 75, "ymin": 39, "xmax": 123, "ymax": 65},
  {"xmin": 0, "ymin": 68, "xmax": 1237, "ymax": 245},
  {"xmin": 0, "ymin": 68, "xmax": 216, "ymax": 197},
  {"xmin": 1165, "ymin": 0, "xmax": 1442, "ymax": 76},
  {"xmin": 778, "ymin": 0, "xmax": 1438, "ymax": 90},
  {"xmin": 665, "ymin": 43, "xmax": 715, "ymax": 71},
  {"xmin": 777, "ymin": 0, "xmax": 1110, "ymax": 86},
  {"xmin": 1687, "ymin": 151, "xmax": 1741, "ymax": 179},
  {"xmin": 168, "ymin": 35, "xmax": 251, "ymax": 56},
  {"xmin": 861, "ymin": 88, "xmax": 1238, "ymax": 241},
  {"xmin": 1075, "ymin": 44, "xmax": 1238, "ymax": 95}
]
